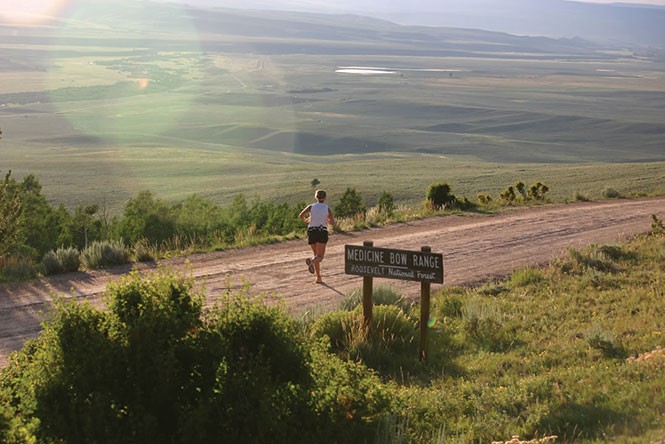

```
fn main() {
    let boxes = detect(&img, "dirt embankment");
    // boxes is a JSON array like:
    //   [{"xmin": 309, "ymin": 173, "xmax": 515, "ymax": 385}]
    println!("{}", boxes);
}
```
[{"xmin": 2, "ymin": 197, "xmax": 665, "ymax": 368}]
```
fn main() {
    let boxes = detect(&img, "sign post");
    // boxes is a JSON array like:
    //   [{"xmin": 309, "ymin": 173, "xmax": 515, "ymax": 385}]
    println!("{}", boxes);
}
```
[
  {"xmin": 419, "ymin": 246, "xmax": 432, "ymax": 362},
  {"xmin": 362, "ymin": 241, "xmax": 374, "ymax": 328},
  {"xmin": 345, "ymin": 242, "xmax": 444, "ymax": 361}
]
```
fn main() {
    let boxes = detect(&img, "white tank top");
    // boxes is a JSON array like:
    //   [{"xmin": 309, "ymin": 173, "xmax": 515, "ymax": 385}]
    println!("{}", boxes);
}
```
[{"xmin": 309, "ymin": 202, "xmax": 329, "ymax": 228}]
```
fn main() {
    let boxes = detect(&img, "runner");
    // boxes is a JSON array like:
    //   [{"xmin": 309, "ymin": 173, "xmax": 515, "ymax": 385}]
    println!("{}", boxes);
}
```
[{"xmin": 299, "ymin": 189, "xmax": 336, "ymax": 283}]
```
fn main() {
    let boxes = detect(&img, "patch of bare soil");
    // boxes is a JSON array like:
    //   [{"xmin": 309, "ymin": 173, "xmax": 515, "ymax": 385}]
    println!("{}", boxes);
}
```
[{"xmin": 2, "ymin": 197, "xmax": 665, "ymax": 368}]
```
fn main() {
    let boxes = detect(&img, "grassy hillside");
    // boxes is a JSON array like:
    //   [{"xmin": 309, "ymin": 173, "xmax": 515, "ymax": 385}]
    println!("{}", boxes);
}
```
[
  {"xmin": 1, "ymin": 2, "xmax": 664, "ymax": 211},
  {"xmin": 2, "ymin": 217, "xmax": 664, "ymax": 443}
]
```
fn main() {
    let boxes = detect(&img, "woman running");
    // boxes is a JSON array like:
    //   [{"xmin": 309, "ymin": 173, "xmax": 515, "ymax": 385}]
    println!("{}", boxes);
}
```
[{"xmin": 299, "ymin": 189, "xmax": 335, "ymax": 284}]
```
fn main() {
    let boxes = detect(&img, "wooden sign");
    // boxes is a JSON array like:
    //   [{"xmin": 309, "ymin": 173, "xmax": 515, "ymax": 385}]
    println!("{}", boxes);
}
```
[
  {"xmin": 345, "ymin": 241, "xmax": 444, "ymax": 361},
  {"xmin": 345, "ymin": 244, "xmax": 444, "ymax": 284}
]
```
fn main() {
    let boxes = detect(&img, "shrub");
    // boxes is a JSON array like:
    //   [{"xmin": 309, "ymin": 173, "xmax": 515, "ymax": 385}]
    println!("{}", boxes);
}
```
[
  {"xmin": 3, "ymin": 270, "xmax": 383, "ymax": 444},
  {"xmin": 309, "ymin": 344, "xmax": 394, "ymax": 442},
  {"xmin": 0, "ymin": 255, "xmax": 36, "ymax": 282},
  {"xmin": 377, "ymin": 191, "xmax": 395, "ymax": 217},
  {"xmin": 499, "ymin": 186, "xmax": 516, "ymax": 204},
  {"xmin": 477, "ymin": 192, "xmax": 492, "ymax": 205},
  {"xmin": 564, "ymin": 246, "xmax": 617, "ymax": 274},
  {"xmin": 439, "ymin": 294, "xmax": 464, "ymax": 318},
  {"xmin": 426, "ymin": 183, "xmax": 456, "ymax": 210},
  {"xmin": 601, "ymin": 186, "xmax": 621, "ymax": 199},
  {"xmin": 335, "ymin": 187, "xmax": 366, "ymax": 218},
  {"xmin": 311, "ymin": 305, "xmax": 418, "ymax": 373},
  {"xmin": 509, "ymin": 267, "xmax": 544, "ymax": 287},
  {"xmin": 528, "ymin": 182, "xmax": 549, "ymax": 201},
  {"xmin": 132, "ymin": 237, "xmax": 157, "ymax": 262},
  {"xmin": 650, "ymin": 214, "xmax": 664, "ymax": 236},
  {"xmin": 574, "ymin": 190, "xmax": 590, "ymax": 202},
  {"xmin": 462, "ymin": 298, "xmax": 515, "ymax": 352},
  {"xmin": 42, "ymin": 247, "xmax": 80, "ymax": 275},
  {"xmin": 81, "ymin": 240, "xmax": 130, "ymax": 269}
]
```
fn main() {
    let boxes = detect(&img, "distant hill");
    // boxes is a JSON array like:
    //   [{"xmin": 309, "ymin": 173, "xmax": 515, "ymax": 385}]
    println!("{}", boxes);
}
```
[
  {"xmin": 172, "ymin": 0, "xmax": 665, "ymax": 47},
  {"xmin": 1, "ymin": 0, "xmax": 618, "ymax": 59}
]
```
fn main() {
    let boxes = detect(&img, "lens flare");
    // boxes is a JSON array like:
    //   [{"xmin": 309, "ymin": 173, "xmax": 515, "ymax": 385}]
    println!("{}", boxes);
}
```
[
  {"xmin": 427, "ymin": 316, "xmax": 437, "ymax": 328},
  {"xmin": 0, "ymin": 0, "xmax": 69, "ymax": 24}
]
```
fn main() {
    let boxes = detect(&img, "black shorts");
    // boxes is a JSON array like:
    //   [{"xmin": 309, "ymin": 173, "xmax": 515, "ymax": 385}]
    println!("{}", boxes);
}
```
[{"xmin": 307, "ymin": 227, "xmax": 329, "ymax": 244}]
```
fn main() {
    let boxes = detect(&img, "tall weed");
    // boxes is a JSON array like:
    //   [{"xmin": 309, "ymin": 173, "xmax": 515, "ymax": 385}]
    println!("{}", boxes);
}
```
[{"xmin": 0, "ymin": 255, "xmax": 36, "ymax": 282}]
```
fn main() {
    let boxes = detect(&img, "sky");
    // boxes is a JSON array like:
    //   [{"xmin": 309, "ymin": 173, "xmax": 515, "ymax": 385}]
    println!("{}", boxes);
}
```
[
  {"xmin": 2, "ymin": 0, "xmax": 665, "ymax": 26},
  {"xmin": 581, "ymin": 0, "xmax": 665, "ymax": 3}
]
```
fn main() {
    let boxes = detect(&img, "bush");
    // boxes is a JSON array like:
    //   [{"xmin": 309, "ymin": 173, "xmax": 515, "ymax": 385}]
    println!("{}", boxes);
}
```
[
  {"xmin": 0, "ymin": 270, "xmax": 395, "ymax": 444},
  {"xmin": 42, "ymin": 247, "xmax": 80, "ymax": 275},
  {"xmin": 132, "ymin": 238, "xmax": 157, "ymax": 262},
  {"xmin": 508, "ymin": 267, "xmax": 544, "ymax": 288},
  {"xmin": 311, "ymin": 305, "xmax": 418, "ymax": 373},
  {"xmin": 426, "ymin": 183, "xmax": 456, "ymax": 210},
  {"xmin": 377, "ymin": 191, "xmax": 395, "ymax": 217},
  {"xmin": 650, "ymin": 214, "xmax": 664, "ymax": 236},
  {"xmin": 335, "ymin": 187, "xmax": 366, "ymax": 218},
  {"xmin": 574, "ymin": 190, "xmax": 590, "ymax": 202},
  {"xmin": 309, "ymin": 344, "xmax": 394, "ymax": 442},
  {"xmin": 601, "ymin": 186, "xmax": 621, "ymax": 199},
  {"xmin": 81, "ymin": 240, "xmax": 131, "ymax": 269},
  {"xmin": 477, "ymin": 192, "xmax": 492, "ymax": 205},
  {"xmin": 0, "ymin": 255, "xmax": 36, "ymax": 282},
  {"xmin": 462, "ymin": 298, "xmax": 516, "ymax": 352}
]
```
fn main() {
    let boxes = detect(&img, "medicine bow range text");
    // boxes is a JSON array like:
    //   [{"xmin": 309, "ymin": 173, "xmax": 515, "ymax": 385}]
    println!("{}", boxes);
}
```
[{"xmin": 345, "ymin": 245, "xmax": 444, "ymax": 284}]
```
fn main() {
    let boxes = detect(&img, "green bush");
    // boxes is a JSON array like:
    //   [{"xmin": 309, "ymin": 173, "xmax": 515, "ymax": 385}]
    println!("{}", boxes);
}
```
[
  {"xmin": 0, "ymin": 255, "xmax": 36, "ymax": 282},
  {"xmin": 462, "ymin": 298, "xmax": 516, "ymax": 352},
  {"xmin": 508, "ymin": 267, "xmax": 544, "ymax": 287},
  {"xmin": 0, "ymin": 270, "xmax": 395, "ymax": 444},
  {"xmin": 426, "ymin": 183, "xmax": 456, "ymax": 210},
  {"xmin": 574, "ymin": 190, "xmax": 590, "ymax": 202},
  {"xmin": 335, "ymin": 187, "xmax": 366, "ymax": 218},
  {"xmin": 311, "ymin": 305, "xmax": 418, "ymax": 373},
  {"xmin": 309, "ymin": 343, "xmax": 394, "ymax": 442},
  {"xmin": 42, "ymin": 247, "xmax": 80, "ymax": 275},
  {"xmin": 81, "ymin": 240, "xmax": 131, "ymax": 269},
  {"xmin": 601, "ymin": 186, "xmax": 621, "ymax": 199}
]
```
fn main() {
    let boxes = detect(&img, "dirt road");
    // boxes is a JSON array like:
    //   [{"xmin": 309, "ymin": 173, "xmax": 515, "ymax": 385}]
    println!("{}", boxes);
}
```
[{"xmin": 2, "ymin": 197, "xmax": 665, "ymax": 368}]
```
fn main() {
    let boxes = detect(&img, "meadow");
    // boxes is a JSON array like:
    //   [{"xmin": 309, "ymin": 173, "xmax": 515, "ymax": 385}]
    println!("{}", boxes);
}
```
[{"xmin": 1, "ymin": 4, "xmax": 665, "ymax": 213}]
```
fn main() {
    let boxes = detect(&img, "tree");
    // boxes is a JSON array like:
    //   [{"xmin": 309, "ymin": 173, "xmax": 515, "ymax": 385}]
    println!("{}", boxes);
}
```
[
  {"xmin": 0, "ymin": 170, "xmax": 21, "ymax": 257},
  {"xmin": 515, "ymin": 181, "xmax": 527, "ymax": 200},
  {"xmin": 426, "ymin": 183, "xmax": 456, "ymax": 210},
  {"xmin": 15, "ymin": 174, "xmax": 68, "ymax": 258},
  {"xmin": 528, "ymin": 182, "xmax": 549, "ymax": 201},
  {"xmin": 477, "ymin": 193, "xmax": 492, "ymax": 205},
  {"xmin": 118, "ymin": 190, "xmax": 175, "ymax": 244},
  {"xmin": 500, "ymin": 186, "xmax": 516, "ymax": 204},
  {"xmin": 377, "ymin": 191, "xmax": 395, "ymax": 216},
  {"xmin": 310, "ymin": 178, "xmax": 320, "ymax": 188},
  {"xmin": 335, "ymin": 188, "xmax": 365, "ymax": 218},
  {"xmin": 71, "ymin": 204, "xmax": 101, "ymax": 249}
]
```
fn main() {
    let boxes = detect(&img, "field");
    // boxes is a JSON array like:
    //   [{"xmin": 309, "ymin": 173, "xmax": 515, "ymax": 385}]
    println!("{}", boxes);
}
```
[{"xmin": 1, "ymin": 3, "xmax": 665, "ymax": 212}]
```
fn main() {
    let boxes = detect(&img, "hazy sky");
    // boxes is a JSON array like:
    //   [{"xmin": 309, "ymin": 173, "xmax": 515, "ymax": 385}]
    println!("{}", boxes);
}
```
[
  {"xmin": 3, "ymin": 0, "xmax": 665, "ymax": 25},
  {"xmin": 581, "ymin": 0, "xmax": 665, "ymax": 4}
]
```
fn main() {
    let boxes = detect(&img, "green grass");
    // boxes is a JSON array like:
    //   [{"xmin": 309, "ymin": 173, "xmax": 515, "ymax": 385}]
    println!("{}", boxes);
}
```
[{"xmin": 345, "ymin": 231, "xmax": 665, "ymax": 443}]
